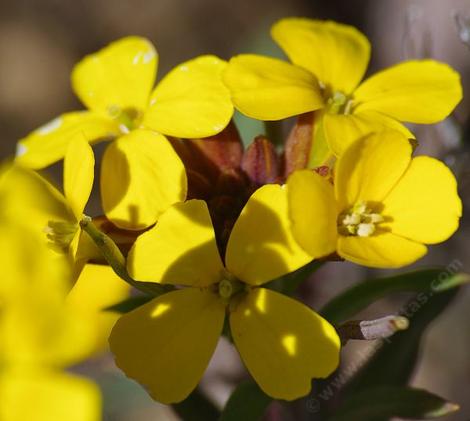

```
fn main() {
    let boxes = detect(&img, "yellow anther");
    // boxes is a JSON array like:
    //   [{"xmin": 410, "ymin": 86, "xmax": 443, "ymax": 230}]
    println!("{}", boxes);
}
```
[{"xmin": 339, "ymin": 201, "xmax": 384, "ymax": 237}]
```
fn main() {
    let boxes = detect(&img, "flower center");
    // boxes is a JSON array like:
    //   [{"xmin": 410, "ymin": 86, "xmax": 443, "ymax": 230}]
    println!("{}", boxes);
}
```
[
  {"xmin": 338, "ymin": 201, "xmax": 384, "ymax": 237},
  {"xmin": 326, "ymin": 91, "xmax": 354, "ymax": 115},
  {"xmin": 108, "ymin": 106, "xmax": 142, "ymax": 133},
  {"xmin": 217, "ymin": 274, "xmax": 245, "ymax": 301},
  {"xmin": 44, "ymin": 220, "xmax": 78, "ymax": 251}
]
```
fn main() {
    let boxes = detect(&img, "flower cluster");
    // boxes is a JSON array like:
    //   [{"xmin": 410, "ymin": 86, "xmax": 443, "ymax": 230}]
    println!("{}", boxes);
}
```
[{"xmin": 7, "ymin": 17, "xmax": 462, "ymax": 410}]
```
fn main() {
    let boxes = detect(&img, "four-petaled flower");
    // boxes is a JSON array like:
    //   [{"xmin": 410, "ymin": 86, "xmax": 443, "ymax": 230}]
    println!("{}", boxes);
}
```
[
  {"xmin": 16, "ymin": 37, "xmax": 234, "ymax": 229},
  {"xmin": 287, "ymin": 130, "xmax": 462, "ymax": 268},
  {"xmin": 224, "ymin": 18, "xmax": 462, "ymax": 165},
  {"xmin": 110, "ymin": 185, "xmax": 340, "ymax": 403}
]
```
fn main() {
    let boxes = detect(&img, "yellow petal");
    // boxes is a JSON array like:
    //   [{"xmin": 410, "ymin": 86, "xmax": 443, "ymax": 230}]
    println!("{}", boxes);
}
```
[
  {"xmin": 72, "ymin": 36, "xmax": 157, "ymax": 116},
  {"xmin": 1, "ymin": 293, "xmax": 95, "ymax": 368},
  {"xmin": 15, "ymin": 112, "xmax": 118, "ymax": 169},
  {"xmin": 308, "ymin": 110, "xmax": 334, "ymax": 168},
  {"xmin": 67, "ymin": 264, "xmax": 131, "ymax": 355},
  {"xmin": 0, "ymin": 370, "xmax": 101, "ymax": 421},
  {"xmin": 354, "ymin": 60, "xmax": 462, "ymax": 123},
  {"xmin": 109, "ymin": 288, "xmax": 225, "ymax": 404},
  {"xmin": 324, "ymin": 110, "xmax": 414, "ymax": 157},
  {"xmin": 0, "ymin": 233, "xmax": 95, "ymax": 367},
  {"xmin": 223, "ymin": 54, "xmax": 323, "ymax": 120},
  {"xmin": 382, "ymin": 157, "xmax": 462, "ymax": 244},
  {"xmin": 225, "ymin": 184, "xmax": 312, "ymax": 286},
  {"xmin": 335, "ymin": 130, "xmax": 412, "ymax": 211},
  {"xmin": 0, "ymin": 165, "xmax": 72, "ymax": 235},
  {"xmin": 230, "ymin": 288, "xmax": 340, "ymax": 400},
  {"xmin": 338, "ymin": 232, "xmax": 427, "ymax": 268},
  {"xmin": 143, "ymin": 55, "xmax": 233, "ymax": 138},
  {"xmin": 101, "ymin": 129, "xmax": 187, "ymax": 230},
  {"xmin": 272, "ymin": 18, "xmax": 370, "ymax": 93},
  {"xmin": 64, "ymin": 138, "xmax": 95, "ymax": 220},
  {"xmin": 287, "ymin": 170, "xmax": 337, "ymax": 258},
  {"xmin": 0, "ymin": 224, "xmax": 68, "ymax": 304},
  {"xmin": 128, "ymin": 200, "xmax": 224, "ymax": 286}
]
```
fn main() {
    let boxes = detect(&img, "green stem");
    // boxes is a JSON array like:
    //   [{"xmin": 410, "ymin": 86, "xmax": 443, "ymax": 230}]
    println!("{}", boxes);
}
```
[{"xmin": 80, "ymin": 216, "xmax": 171, "ymax": 296}]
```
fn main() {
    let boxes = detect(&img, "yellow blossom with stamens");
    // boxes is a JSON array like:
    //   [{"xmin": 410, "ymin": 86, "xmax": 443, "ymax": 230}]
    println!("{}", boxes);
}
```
[
  {"xmin": 1, "ymin": 138, "xmax": 95, "ymax": 265},
  {"xmin": 109, "ymin": 185, "xmax": 340, "ymax": 403},
  {"xmin": 287, "ymin": 130, "xmax": 462, "ymax": 268},
  {"xmin": 223, "ymin": 18, "xmax": 462, "ymax": 165},
  {"xmin": 2, "ymin": 144, "xmax": 130, "ymax": 356},
  {"xmin": 16, "ymin": 36, "xmax": 233, "ymax": 229}
]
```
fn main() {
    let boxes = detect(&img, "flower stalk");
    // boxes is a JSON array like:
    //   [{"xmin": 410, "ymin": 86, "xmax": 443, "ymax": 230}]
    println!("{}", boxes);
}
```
[{"xmin": 80, "ymin": 216, "xmax": 170, "ymax": 296}]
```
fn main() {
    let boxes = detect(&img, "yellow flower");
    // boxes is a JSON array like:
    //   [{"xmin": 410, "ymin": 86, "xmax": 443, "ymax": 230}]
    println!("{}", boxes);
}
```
[
  {"xmin": 109, "ymin": 185, "xmax": 340, "ymax": 403},
  {"xmin": 12, "ymin": 137, "xmax": 96, "ymax": 265},
  {"xmin": 287, "ymin": 130, "xmax": 462, "ymax": 268},
  {"xmin": 224, "ymin": 18, "xmax": 462, "ymax": 164},
  {"xmin": 0, "ymin": 176, "xmax": 101, "ymax": 420},
  {"xmin": 1, "ymin": 151, "xmax": 130, "ymax": 357},
  {"xmin": 16, "ymin": 36, "xmax": 234, "ymax": 229},
  {"xmin": 67, "ymin": 263, "xmax": 130, "ymax": 356}
]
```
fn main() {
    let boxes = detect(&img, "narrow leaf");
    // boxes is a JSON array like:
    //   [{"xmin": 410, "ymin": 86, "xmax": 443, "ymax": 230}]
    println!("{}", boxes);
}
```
[
  {"xmin": 265, "ymin": 260, "xmax": 324, "ymax": 296},
  {"xmin": 219, "ymin": 381, "xmax": 271, "ymax": 421},
  {"xmin": 329, "ymin": 386, "xmax": 459, "ymax": 421},
  {"xmin": 320, "ymin": 268, "xmax": 468, "ymax": 325},
  {"xmin": 104, "ymin": 295, "xmax": 154, "ymax": 314}
]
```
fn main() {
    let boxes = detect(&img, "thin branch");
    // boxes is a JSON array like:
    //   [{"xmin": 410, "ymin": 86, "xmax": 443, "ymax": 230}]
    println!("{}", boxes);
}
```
[{"xmin": 80, "ymin": 216, "xmax": 171, "ymax": 296}]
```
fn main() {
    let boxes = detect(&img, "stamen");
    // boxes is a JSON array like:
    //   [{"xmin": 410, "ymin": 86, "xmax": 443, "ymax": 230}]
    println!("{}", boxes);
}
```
[
  {"xmin": 357, "ymin": 223, "xmax": 375, "ymax": 237},
  {"xmin": 338, "ymin": 201, "xmax": 383, "ymax": 237},
  {"xmin": 45, "ymin": 220, "xmax": 78, "ymax": 251}
]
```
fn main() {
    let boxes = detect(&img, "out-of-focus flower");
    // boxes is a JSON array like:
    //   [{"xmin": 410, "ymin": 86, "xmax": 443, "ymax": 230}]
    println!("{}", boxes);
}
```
[
  {"xmin": 0, "ymin": 171, "xmax": 101, "ymax": 421},
  {"xmin": 42, "ymin": 138, "xmax": 96, "ymax": 264},
  {"xmin": 224, "ymin": 18, "xmax": 462, "ymax": 165},
  {"xmin": 109, "ymin": 185, "xmax": 340, "ymax": 403},
  {"xmin": 1, "ymin": 159, "xmax": 130, "ymax": 356},
  {"xmin": 67, "ymin": 263, "xmax": 130, "ymax": 356},
  {"xmin": 16, "ymin": 37, "xmax": 234, "ymax": 229},
  {"xmin": 288, "ymin": 130, "xmax": 462, "ymax": 268}
]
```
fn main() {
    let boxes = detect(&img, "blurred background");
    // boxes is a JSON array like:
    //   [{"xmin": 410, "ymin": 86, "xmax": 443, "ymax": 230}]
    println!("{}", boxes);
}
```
[{"xmin": 1, "ymin": 0, "xmax": 470, "ymax": 420}]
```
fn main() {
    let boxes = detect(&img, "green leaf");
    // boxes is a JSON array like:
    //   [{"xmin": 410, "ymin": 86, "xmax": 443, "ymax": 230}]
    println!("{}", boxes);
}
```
[
  {"xmin": 265, "ymin": 260, "xmax": 324, "ymax": 296},
  {"xmin": 104, "ymin": 295, "xmax": 153, "ymax": 313},
  {"xmin": 320, "ymin": 268, "xmax": 469, "ymax": 325},
  {"xmin": 328, "ymin": 386, "xmax": 459, "ymax": 421},
  {"xmin": 219, "ymin": 381, "xmax": 271, "ymax": 421},
  {"xmin": 173, "ymin": 389, "xmax": 220, "ymax": 421}
]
